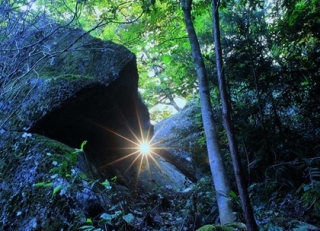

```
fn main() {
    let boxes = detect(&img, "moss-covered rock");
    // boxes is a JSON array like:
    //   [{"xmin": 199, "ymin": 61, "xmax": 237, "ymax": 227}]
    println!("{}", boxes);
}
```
[
  {"xmin": 0, "ymin": 131, "xmax": 101, "ymax": 230},
  {"xmin": 196, "ymin": 222, "xmax": 247, "ymax": 231},
  {"xmin": 1, "ymin": 75, "xmax": 97, "ymax": 130},
  {"xmin": 0, "ymin": 24, "xmax": 136, "ymax": 132}
]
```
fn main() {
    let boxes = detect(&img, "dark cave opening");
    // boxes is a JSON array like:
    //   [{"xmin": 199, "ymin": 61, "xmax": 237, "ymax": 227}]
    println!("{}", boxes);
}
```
[
  {"xmin": 28, "ymin": 68, "xmax": 153, "ymax": 179},
  {"xmin": 29, "ymin": 84, "xmax": 119, "ymax": 161}
]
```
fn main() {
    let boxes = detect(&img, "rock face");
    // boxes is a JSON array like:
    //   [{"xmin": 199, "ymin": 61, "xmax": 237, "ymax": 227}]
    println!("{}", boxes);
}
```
[
  {"xmin": 0, "ymin": 22, "xmax": 192, "ymax": 230},
  {"xmin": 153, "ymin": 100, "xmax": 210, "ymax": 180}
]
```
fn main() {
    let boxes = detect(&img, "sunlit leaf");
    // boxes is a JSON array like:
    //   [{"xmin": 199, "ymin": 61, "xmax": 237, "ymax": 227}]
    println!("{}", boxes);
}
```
[
  {"xmin": 33, "ymin": 182, "xmax": 53, "ymax": 187},
  {"xmin": 53, "ymin": 185, "xmax": 62, "ymax": 195}
]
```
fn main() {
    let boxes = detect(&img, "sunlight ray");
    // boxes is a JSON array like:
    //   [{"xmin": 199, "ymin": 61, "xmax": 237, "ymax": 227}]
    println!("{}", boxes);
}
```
[{"xmin": 100, "ymin": 150, "xmax": 140, "ymax": 167}]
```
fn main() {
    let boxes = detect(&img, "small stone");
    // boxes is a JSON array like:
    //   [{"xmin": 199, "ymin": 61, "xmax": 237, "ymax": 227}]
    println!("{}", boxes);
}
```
[{"xmin": 22, "ymin": 132, "xmax": 32, "ymax": 138}]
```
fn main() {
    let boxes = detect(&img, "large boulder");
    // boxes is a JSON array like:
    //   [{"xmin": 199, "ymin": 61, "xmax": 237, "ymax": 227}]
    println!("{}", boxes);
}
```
[
  {"xmin": 0, "ymin": 21, "xmax": 193, "ymax": 230},
  {"xmin": 153, "ymin": 100, "xmax": 211, "ymax": 180},
  {"xmin": 0, "ymin": 23, "xmax": 153, "ymax": 181}
]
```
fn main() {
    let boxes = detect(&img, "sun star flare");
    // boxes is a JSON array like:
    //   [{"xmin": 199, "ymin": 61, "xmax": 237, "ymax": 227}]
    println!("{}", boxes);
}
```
[{"xmin": 139, "ymin": 141, "xmax": 152, "ymax": 155}]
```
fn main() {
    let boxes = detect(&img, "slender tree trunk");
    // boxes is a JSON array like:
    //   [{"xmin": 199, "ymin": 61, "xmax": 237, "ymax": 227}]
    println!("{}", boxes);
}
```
[
  {"xmin": 180, "ymin": 0, "xmax": 234, "ymax": 224},
  {"xmin": 211, "ymin": 0, "xmax": 258, "ymax": 230},
  {"xmin": 269, "ymin": 90, "xmax": 283, "ymax": 134},
  {"xmin": 167, "ymin": 93, "xmax": 182, "ymax": 112}
]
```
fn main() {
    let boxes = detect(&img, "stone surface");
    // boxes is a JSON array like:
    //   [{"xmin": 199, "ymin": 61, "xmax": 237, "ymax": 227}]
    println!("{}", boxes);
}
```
[
  {"xmin": 0, "ymin": 132, "xmax": 97, "ymax": 230},
  {"xmin": 153, "ymin": 100, "xmax": 210, "ymax": 180}
]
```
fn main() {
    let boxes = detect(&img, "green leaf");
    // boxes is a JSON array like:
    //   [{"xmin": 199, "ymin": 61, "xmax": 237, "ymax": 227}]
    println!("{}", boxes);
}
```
[
  {"xmin": 162, "ymin": 54, "xmax": 172, "ymax": 65},
  {"xmin": 111, "ymin": 176, "xmax": 117, "ymax": 182},
  {"xmin": 78, "ymin": 173, "xmax": 88, "ymax": 180},
  {"xmin": 101, "ymin": 179, "xmax": 112, "ymax": 190},
  {"xmin": 53, "ymin": 185, "xmax": 62, "ymax": 195},
  {"xmin": 229, "ymin": 190, "xmax": 239, "ymax": 200},
  {"xmin": 196, "ymin": 224, "xmax": 215, "ymax": 231},
  {"xmin": 86, "ymin": 218, "xmax": 92, "ymax": 223},
  {"xmin": 80, "ymin": 140, "xmax": 87, "ymax": 151},
  {"xmin": 33, "ymin": 182, "xmax": 53, "ymax": 187},
  {"xmin": 69, "ymin": 153, "xmax": 77, "ymax": 165}
]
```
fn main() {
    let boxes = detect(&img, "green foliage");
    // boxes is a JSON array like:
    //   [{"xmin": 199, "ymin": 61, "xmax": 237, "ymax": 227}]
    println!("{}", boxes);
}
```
[
  {"xmin": 197, "ymin": 224, "xmax": 217, "ymax": 231},
  {"xmin": 33, "ymin": 140, "xmax": 113, "ymax": 196},
  {"xmin": 149, "ymin": 107, "xmax": 173, "ymax": 123},
  {"xmin": 248, "ymin": 159, "xmax": 320, "ymax": 228},
  {"xmin": 80, "ymin": 207, "xmax": 135, "ymax": 229},
  {"xmin": 49, "ymin": 140, "xmax": 85, "ymax": 178},
  {"xmin": 300, "ymin": 181, "xmax": 320, "ymax": 211},
  {"xmin": 80, "ymin": 217, "xmax": 104, "ymax": 231},
  {"xmin": 99, "ymin": 211, "xmax": 130, "ymax": 226},
  {"xmin": 196, "ymin": 222, "xmax": 247, "ymax": 231},
  {"xmin": 183, "ymin": 177, "xmax": 220, "ymax": 224},
  {"xmin": 296, "ymin": 163, "xmax": 320, "ymax": 225}
]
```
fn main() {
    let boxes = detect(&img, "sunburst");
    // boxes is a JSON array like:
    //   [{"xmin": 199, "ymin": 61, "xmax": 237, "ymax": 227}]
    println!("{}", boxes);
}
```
[
  {"xmin": 93, "ymin": 105, "xmax": 169, "ymax": 185},
  {"xmin": 138, "ymin": 140, "xmax": 152, "ymax": 155},
  {"xmin": 105, "ymin": 123, "xmax": 162, "ymax": 169}
]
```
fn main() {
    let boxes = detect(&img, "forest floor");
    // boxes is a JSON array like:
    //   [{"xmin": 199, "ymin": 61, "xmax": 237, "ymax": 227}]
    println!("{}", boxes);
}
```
[{"xmin": 88, "ymin": 177, "xmax": 320, "ymax": 231}]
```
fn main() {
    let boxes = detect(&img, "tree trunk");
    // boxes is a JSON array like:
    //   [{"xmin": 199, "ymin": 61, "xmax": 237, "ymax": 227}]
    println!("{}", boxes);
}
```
[
  {"xmin": 211, "ymin": 0, "xmax": 258, "ymax": 230},
  {"xmin": 180, "ymin": 0, "xmax": 234, "ymax": 224}
]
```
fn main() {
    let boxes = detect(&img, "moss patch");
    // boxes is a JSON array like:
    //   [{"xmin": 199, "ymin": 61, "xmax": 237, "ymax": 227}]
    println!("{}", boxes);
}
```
[{"xmin": 0, "ymin": 131, "xmax": 88, "ymax": 230}]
